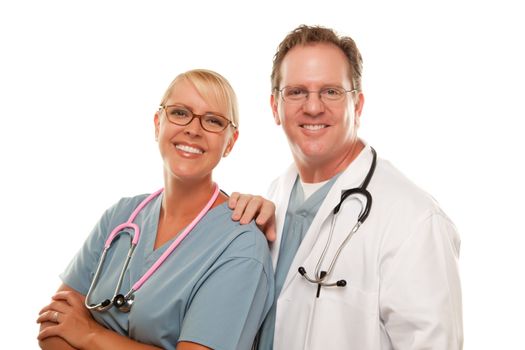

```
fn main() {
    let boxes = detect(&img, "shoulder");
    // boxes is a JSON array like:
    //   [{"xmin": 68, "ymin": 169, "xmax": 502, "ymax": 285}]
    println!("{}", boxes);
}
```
[
  {"xmin": 95, "ymin": 192, "xmax": 157, "ymax": 230},
  {"xmin": 367, "ymin": 158, "xmax": 459, "ymax": 250},
  {"xmin": 205, "ymin": 204, "xmax": 272, "ymax": 264},
  {"xmin": 372, "ymin": 158, "xmax": 447, "ymax": 220},
  {"xmin": 112, "ymin": 192, "xmax": 151, "ymax": 210},
  {"xmin": 83, "ymin": 192, "xmax": 155, "ymax": 244}
]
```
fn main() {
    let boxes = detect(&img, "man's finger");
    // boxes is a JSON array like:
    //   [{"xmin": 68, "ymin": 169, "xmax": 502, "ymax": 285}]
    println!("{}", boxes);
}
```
[
  {"xmin": 265, "ymin": 220, "xmax": 277, "ymax": 242},
  {"xmin": 231, "ymin": 194, "xmax": 252, "ymax": 221},
  {"xmin": 239, "ymin": 196, "xmax": 264, "ymax": 224},
  {"xmin": 254, "ymin": 201, "xmax": 276, "ymax": 226},
  {"xmin": 228, "ymin": 192, "xmax": 240, "ymax": 209}
]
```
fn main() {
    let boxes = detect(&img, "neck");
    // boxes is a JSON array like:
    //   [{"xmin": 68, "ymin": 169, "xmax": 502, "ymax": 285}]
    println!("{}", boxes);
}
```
[
  {"xmin": 295, "ymin": 139, "xmax": 365, "ymax": 183},
  {"xmin": 161, "ymin": 175, "xmax": 219, "ymax": 220},
  {"xmin": 154, "ymin": 174, "xmax": 224, "ymax": 250}
]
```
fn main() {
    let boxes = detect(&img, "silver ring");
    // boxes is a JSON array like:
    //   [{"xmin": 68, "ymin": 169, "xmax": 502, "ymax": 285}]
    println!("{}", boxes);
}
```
[{"xmin": 53, "ymin": 311, "xmax": 59, "ymax": 323}]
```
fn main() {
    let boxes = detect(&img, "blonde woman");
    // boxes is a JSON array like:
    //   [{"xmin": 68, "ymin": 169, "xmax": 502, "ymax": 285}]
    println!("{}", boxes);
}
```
[{"xmin": 37, "ymin": 69, "xmax": 274, "ymax": 350}]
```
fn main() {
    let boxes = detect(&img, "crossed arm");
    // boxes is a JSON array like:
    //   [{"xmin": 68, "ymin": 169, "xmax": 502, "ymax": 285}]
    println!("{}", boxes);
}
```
[
  {"xmin": 37, "ymin": 194, "xmax": 274, "ymax": 350},
  {"xmin": 37, "ymin": 284, "xmax": 210, "ymax": 350}
]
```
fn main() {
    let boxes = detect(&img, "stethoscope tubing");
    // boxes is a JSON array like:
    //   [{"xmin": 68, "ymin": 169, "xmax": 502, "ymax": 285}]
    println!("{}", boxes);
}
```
[
  {"xmin": 299, "ymin": 147, "xmax": 377, "ymax": 288},
  {"xmin": 132, "ymin": 184, "xmax": 218, "ymax": 291},
  {"xmin": 103, "ymin": 188, "xmax": 164, "ymax": 247},
  {"xmin": 85, "ymin": 184, "xmax": 219, "ymax": 312}
]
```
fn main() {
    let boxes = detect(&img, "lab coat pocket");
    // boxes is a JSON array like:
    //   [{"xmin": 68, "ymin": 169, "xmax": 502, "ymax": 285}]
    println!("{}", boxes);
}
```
[
  {"xmin": 274, "ymin": 296, "xmax": 313, "ymax": 349},
  {"xmin": 308, "ymin": 286, "xmax": 379, "ymax": 350}
]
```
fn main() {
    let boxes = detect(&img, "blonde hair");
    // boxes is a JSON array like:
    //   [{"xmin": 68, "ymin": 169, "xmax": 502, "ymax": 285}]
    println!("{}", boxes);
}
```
[{"xmin": 160, "ymin": 69, "xmax": 239, "ymax": 128}]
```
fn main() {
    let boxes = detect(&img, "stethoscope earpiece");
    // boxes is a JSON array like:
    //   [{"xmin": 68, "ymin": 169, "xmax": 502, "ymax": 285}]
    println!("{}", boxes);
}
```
[{"xmin": 299, "ymin": 265, "xmax": 348, "ymax": 288}]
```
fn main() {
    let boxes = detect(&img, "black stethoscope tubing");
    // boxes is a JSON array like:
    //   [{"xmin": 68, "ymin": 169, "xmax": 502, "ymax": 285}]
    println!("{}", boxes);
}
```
[{"xmin": 298, "ymin": 147, "xmax": 377, "ymax": 290}]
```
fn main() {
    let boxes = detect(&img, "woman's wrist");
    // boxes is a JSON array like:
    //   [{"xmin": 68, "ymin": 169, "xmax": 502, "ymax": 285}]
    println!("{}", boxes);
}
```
[{"xmin": 78, "ymin": 321, "xmax": 107, "ymax": 350}]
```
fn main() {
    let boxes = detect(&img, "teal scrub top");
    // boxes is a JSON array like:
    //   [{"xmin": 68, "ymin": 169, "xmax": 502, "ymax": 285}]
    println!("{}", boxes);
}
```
[
  {"xmin": 257, "ymin": 176, "xmax": 337, "ymax": 350},
  {"xmin": 61, "ymin": 192, "xmax": 274, "ymax": 350}
]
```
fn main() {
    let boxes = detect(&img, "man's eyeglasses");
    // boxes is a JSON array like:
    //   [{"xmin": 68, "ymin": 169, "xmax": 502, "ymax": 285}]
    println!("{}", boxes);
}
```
[
  {"xmin": 278, "ymin": 86, "xmax": 357, "ymax": 104},
  {"xmin": 159, "ymin": 105, "xmax": 236, "ymax": 133}
]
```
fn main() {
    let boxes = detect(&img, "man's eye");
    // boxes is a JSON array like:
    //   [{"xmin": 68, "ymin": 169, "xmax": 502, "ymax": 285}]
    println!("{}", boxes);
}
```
[
  {"xmin": 323, "ymin": 88, "xmax": 341, "ymax": 96},
  {"xmin": 286, "ymin": 87, "xmax": 306, "ymax": 96}
]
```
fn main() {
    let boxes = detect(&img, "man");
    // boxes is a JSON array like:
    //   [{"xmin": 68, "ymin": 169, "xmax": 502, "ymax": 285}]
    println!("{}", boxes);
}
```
[{"xmin": 231, "ymin": 25, "xmax": 463, "ymax": 349}]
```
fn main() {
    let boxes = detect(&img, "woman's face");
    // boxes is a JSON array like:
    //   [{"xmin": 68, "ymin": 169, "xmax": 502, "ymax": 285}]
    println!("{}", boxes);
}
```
[{"xmin": 154, "ymin": 79, "xmax": 238, "ymax": 184}]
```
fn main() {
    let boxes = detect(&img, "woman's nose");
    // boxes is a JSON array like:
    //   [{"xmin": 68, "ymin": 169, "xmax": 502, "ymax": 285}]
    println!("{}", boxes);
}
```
[{"xmin": 184, "ymin": 116, "xmax": 203, "ymax": 136}]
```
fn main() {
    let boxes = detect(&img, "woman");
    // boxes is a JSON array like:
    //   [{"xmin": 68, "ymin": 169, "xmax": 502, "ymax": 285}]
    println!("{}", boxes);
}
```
[{"xmin": 37, "ymin": 69, "xmax": 274, "ymax": 350}]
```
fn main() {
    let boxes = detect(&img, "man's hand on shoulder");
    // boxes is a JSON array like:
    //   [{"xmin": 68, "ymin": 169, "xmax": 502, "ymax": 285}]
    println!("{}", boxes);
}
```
[{"xmin": 229, "ymin": 192, "xmax": 276, "ymax": 242}]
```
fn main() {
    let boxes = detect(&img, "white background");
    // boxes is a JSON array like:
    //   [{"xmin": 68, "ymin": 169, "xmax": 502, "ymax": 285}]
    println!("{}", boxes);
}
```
[{"xmin": 1, "ymin": 0, "xmax": 523, "ymax": 348}]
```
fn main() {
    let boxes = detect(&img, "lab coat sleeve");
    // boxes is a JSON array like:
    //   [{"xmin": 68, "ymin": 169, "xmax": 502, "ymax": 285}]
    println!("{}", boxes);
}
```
[{"xmin": 379, "ymin": 212, "xmax": 463, "ymax": 350}]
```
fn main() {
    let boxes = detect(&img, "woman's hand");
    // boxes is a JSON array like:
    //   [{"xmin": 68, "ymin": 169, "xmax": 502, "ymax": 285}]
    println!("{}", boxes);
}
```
[
  {"xmin": 38, "ymin": 285, "xmax": 162, "ymax": 350},
  {"xmin": 37, "ymin": 290, "xmax": 102, "ymax": 349},
  {"xmin": 228, "ymin": 193, "xmax": 276, "ymax": 241}
]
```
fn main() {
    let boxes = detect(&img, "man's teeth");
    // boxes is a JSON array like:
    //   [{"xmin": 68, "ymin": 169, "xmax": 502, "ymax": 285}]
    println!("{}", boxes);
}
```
[
  {"xmin": 176, "ymin": 144, "xmax": 203, "ymax": 154},
  {"xmin": 302, "ymin": 124, "xmax": 326, "ymax": 130}
]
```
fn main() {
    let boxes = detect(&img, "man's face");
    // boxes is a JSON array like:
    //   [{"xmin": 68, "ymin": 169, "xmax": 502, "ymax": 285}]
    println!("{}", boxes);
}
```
[{"xmin": 271, "ymin": 43, "xmax": 364, "ymax": 170}]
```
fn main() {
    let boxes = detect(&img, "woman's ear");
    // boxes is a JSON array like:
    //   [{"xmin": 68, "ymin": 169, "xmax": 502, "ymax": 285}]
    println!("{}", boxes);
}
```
[
  {"xmin": 223, "ymin": 130, "xmax": 239, "ymax": 157},
  {"xmin": 154, "ymin": 112, "xmax": 160, "ymax": 141}
]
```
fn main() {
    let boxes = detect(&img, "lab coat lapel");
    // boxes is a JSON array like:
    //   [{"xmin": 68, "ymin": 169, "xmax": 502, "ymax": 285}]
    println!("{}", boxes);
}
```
[{"xmin": 269, "ymin": 164, "xmax": 298, "ymax": 267}]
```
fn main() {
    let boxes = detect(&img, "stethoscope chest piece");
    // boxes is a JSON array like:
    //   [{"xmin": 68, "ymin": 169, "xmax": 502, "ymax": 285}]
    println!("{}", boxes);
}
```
[{"xmin": 113, "ymin": 293, "xmax": 134, "ymax": 313}]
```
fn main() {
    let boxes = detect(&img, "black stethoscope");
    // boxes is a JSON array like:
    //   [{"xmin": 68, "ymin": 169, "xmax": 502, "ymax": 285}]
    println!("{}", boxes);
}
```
[{"xmin": 298, "ymin": 147, "xmax": 376, "ymax": 296}]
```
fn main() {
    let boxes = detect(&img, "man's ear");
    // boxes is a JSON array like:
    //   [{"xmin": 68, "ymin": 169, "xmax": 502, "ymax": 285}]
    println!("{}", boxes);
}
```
[
  {"xmin": 354, "ymin": 92, "xmax": 365, "ymax": 127},
  {"xmin": 270, "ymin": 94, "xmax": 281, "ymax": 125}
]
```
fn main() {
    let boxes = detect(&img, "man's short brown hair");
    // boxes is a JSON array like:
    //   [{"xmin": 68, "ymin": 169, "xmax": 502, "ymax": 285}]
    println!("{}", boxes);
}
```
[{"xmin": 271, "ymin": 25, "xmax": 363, "ymax": 92}]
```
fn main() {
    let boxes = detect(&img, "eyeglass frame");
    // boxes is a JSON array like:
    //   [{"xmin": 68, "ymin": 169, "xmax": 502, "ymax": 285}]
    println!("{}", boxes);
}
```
[
  {"xmin": 159, "ymin": 105, "xmax": 237, "ymax": 133},
  {"xmin": 275, "ymin": 86, "xmax": 358, "ymax": 104}
]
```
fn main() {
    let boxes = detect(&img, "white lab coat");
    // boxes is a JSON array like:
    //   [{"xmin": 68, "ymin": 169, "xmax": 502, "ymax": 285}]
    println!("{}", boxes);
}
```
[{"xmin": 268, "ymin": 146, "xmax": 463, "ymax": 350}]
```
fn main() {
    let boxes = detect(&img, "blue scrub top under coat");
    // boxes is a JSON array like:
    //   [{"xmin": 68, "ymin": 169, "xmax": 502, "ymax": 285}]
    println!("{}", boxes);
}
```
[
  {"xmin": 257, "ymin": 176, "xmax": 338, "ymax": 350},
  {"xmin": 61, "ymin": 192, "xmax": 274, "ymax": 350}
]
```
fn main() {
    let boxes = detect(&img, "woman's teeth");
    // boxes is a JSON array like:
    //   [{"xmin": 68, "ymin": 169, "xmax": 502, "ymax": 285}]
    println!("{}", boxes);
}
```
[
  {"xmin": 302, "ymin": 124, "xmax": 326, "ymax": 130},
  {"xmin": 176, "ymin": 144, "xmax": 203, "ymax": 154}
]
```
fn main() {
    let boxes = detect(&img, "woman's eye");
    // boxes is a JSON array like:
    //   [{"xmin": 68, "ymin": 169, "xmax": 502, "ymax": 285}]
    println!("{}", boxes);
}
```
[
  {"xmin": 171, "ymin": 108, "xmax": 190, "ymax": 118},
  {"xmin": 204, "ymin": 115, "xmax": 225, "ymax": 127}
]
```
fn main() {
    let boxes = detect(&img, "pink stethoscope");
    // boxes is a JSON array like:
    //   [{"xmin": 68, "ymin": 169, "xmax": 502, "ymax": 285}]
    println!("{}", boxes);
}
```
[{"xmin": 85, "ymin": 184, "xmax": 220, "ymax": 313}]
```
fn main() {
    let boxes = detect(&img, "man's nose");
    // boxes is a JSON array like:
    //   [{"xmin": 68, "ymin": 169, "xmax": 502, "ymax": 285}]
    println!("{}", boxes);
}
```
[{"xmin": 302, "ymin": 92, "xmax": 325, "ymax": 116}]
